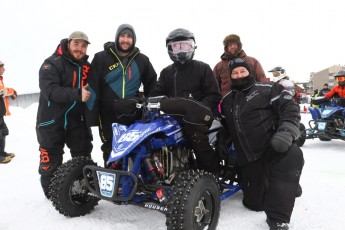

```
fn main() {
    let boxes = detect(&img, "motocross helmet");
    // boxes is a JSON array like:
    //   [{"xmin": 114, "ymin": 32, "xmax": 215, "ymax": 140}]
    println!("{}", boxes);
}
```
[
  {"xmin": 166, "ymin": 28, "xmax": 196, "ymax": 64},
  {"xmin": 268, "ymin": 66, "xmax": 286, "ymax": 82},
  {"xmin": 334, "ymin": 70, "xmax": 345, "ymax": 87}
]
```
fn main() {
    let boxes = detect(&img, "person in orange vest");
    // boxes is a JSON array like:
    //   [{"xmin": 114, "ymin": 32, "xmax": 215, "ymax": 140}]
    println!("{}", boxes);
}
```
[{"xmin": 0, "ymin": 60, "xmax": 17, "ymax": 164}]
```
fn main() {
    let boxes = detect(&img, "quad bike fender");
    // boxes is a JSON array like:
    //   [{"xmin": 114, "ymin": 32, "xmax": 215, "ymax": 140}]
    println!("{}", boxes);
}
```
[{"xmin": 109, "ymin": 116, "xmax": 182, "ymax": 162}]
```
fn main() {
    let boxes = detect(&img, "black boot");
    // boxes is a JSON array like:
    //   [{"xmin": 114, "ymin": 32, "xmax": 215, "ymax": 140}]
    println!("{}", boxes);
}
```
[
  {"xmin": 266, "ymin": 218, "xmax": 289, "ymax": 230},
  {"xmin": 296, "ymin": 183, "xmax": 303, "ymax": 197}
]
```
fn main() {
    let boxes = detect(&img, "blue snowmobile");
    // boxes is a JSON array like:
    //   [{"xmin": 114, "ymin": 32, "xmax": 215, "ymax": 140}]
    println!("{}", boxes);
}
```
[{"xmin": 49, "ymin": 96, "xmax": 241, "ymax": 230}]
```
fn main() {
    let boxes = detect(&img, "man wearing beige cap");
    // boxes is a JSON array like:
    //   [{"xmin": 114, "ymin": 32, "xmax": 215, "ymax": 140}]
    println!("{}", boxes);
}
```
[
  {"xmin": 36, "ymin": 31, "xmax": 95, "ymax": 198},
  {"xmin": 0, "ymin": 60, "xmax": 17, "ymax": 164}
]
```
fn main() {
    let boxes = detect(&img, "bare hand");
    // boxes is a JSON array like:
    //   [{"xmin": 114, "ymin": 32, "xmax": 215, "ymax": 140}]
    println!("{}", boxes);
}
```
[{"xmin": 82, "ymin": 83, "xmax": 91, "ymax": 102}]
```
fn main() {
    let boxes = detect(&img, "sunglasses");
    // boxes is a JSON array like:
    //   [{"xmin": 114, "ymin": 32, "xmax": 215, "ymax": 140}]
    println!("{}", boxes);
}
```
[
  {"xmin": 168, "ymin": 40, "xmax": 195, "ymax": 54},
  {"xmin": 335, "ymin": 76, "xmax": 345, "ymax": 82}
]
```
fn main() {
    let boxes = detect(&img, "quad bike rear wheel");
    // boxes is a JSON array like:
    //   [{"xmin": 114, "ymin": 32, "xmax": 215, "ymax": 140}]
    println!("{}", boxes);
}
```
[
  {"xmin": 166, "ymin": 170, "xmax": 220, "ymax": 230},
  {"xmin": 50, "ymin": 156, "xmax": 100, "ymax": 217}
]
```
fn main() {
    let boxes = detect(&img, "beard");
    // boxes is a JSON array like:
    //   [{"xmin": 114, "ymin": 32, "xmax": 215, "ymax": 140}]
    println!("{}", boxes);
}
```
[
  {"xmin": 117, "ymin": 41, "xmax": 134, "ymax": 53},
  {"xmin": 231, "ymin": 74, "xmax": 255, "ymax": 90}
]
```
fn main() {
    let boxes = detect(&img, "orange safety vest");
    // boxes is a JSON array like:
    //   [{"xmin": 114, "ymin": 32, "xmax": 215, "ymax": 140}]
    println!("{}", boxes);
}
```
[{"xmin": 0, "ymin": 76, "xmax": 16, "ymax": 116}]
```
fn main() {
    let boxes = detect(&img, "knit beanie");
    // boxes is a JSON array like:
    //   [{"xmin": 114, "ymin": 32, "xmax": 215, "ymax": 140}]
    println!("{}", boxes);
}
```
[
  {"xmin": 223, "ymin": 34, "xmax": 242, "ymax": 51},
  {"xmin": 228, "ymin": 58, "xmax": 252, "ymax": 74}
]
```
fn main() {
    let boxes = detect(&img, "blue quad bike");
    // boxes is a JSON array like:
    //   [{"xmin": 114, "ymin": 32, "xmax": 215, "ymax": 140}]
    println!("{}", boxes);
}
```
[
  {"xmin": 297, "ymin": 97, "xmax": 345, "ymax": 146},
  {"xmin": 49, "ymin": 97, "xmax": 241, "ymax": 230}
]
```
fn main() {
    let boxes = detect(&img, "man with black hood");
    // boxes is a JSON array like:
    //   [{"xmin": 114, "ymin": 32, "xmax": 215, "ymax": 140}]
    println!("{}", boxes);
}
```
[
  {"xmin": 213, "ymin": 34, "xmax": 267, "ymax": 96},
  {"xmin": 88, "ymin": 24, "xmax": 157, "ymax": 165},
  {"xmin": 36, "ymin": 31, "xmax": 94, "ymax": 198},
  {"xmin": 220, "ymin": 58, "xmax": 304, "ymax": 230}
]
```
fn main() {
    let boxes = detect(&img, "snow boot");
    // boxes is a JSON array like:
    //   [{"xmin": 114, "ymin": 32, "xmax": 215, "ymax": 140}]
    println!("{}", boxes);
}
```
[
  {"xmin": 296, "ymin": 183, "xmax": 302, "ymax": 197},
  {"xmin": 0, "ymin": 155, "xmax": 11, "ymax": 164},
  {"xmin": 266, "ymin": 218, "xmax": 289, "ymax": 230},
  {"xmin": 5, "ymin": 152, "xmax": 15, "ymax": 158}
]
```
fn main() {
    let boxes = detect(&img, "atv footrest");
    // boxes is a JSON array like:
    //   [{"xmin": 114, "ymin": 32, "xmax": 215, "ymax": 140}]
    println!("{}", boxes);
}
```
[
  {"xmin": 83, "ymin": 165, "xmax": 138, "ymax": 202},
  {"xmin": 220, "ymin": 183, "xmax": 242, "ymax": 201}
]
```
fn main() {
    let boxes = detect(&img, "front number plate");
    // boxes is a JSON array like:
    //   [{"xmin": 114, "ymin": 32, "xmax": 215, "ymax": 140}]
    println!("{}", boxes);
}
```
[
  {"xmin": 96, "ymin": 171, "xmax": 116, "ymax": 198},
  {"xmin": 317, "ymin": 122, "xmax": 327, "ymax": 131}
]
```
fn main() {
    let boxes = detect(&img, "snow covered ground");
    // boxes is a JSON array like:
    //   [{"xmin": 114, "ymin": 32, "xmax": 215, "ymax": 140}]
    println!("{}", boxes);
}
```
[{"xmin": 0, "ymin": 103, "xmax": 345, "ymax": 230}]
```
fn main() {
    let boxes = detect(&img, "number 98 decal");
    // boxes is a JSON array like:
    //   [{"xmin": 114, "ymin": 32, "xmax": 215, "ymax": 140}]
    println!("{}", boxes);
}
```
[{"xmin": 97, "ymin": 171, "xmax": 116, "ymax": 198}]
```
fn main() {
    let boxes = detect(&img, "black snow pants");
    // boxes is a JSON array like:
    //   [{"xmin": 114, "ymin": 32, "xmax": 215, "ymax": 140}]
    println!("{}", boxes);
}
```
[
  {"xmin": 36, "ymin": 123, "xmax": 93, "ymax": 198},
  {"xmin": 239, "ymin": 143, "xmax": 304, "ymax": 223},
  {"xmin": 0, "ymin": 116, "xmax": 9, "ymax": 157}
]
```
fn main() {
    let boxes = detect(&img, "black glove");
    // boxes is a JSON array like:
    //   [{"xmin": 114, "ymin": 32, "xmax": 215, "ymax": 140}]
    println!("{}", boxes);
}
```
[
  {"xmin": 335, "ymin": 98, "xmax": 345, "ymax": 107},
  {"xmin": 271, "ymin": 122, "xmax": 300, "ymax": 153},
  {"xmin": 271, "ymin": 131, "xmax": 293, "ymax": 153},
  {"xmin": 311, "ymin": 97, "xmax": 329, "ymax": 105}
]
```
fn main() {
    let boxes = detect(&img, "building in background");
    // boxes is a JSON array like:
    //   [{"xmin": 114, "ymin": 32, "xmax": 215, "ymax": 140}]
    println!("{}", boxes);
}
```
[{"xmin": 310, "ymin": 65, "xmax": 345, "ymax": 92}]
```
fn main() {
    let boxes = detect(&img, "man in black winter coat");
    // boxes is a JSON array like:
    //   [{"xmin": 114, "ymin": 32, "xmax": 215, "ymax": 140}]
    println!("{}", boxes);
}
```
[
  {"xmin": 36, "ymin": 31, "xmax": 94, "ymax": 198},
  {"xmin": 220, "ymin": 58, "xmax": 304, "ymax": 230},
  {"xmin": 88, "ymin": 24, "xmax": 157, "ymax": 165},
  {"xmin": 150, "ymin": 28, "xmax": 221, "ymax": 173}
]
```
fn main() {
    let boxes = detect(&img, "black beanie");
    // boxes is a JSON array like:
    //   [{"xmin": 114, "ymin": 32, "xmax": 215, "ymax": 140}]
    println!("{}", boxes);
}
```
[{"xmin": 228, "ymin": 58, "xmax": 252, "ymax": 74}]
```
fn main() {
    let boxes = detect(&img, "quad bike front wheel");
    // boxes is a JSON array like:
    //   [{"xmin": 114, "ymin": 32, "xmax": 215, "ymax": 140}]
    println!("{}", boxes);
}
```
[
  {"xmin": 50, "ymin": 156, "xmax": 100, "ymax": 217},
  {"xmin": 166, "ymin": 170, "xmax": 220, "ymax": 230}
]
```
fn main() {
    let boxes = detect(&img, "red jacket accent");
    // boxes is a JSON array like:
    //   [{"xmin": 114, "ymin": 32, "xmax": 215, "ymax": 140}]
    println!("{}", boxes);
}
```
[{"xmin": 324, "ymin": 85, "xmax": 345, "ymax": 98}]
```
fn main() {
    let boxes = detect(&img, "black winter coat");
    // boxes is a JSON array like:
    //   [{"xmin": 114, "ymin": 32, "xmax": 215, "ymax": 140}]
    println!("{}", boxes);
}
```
[
  {"xmin": 88, "ymin": 42, "xmax": 157, "ymax": 126},
  {"xmin": 36, "ymin": 39, "xmax": 91, "ymax": 130},
  {"xmin": 150, "ymin": 60, "xmax": 221, "ymax": 111},
  {"xmin": 220, "ymin": 77, "xmax": 300, "ymax": 166}
]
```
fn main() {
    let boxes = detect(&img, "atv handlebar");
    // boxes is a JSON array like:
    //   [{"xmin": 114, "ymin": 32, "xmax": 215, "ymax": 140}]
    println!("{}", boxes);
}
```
[{"xmin": 136, "ymin": 96, "xmax": 168, "ymax": 111}]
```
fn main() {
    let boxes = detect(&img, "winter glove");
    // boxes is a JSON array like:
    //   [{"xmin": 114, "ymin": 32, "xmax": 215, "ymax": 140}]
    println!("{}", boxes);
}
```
[
  {"xmin": 271, "ymin": 131, "xmax": 293, "ymax": 153},
  {"xmin": 10, "ymin": 90, "xmax": 17, "ymax": 100},
  {"xmin": 271, "ymin": 122, "xmax": 300, "ymax": 153}
]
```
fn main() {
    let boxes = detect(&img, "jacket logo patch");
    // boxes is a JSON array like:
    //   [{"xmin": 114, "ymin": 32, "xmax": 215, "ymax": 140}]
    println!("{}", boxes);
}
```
[
  {"xmin": 42, "ymin": 64, "xmax": 51, "ymax": 70},
  {"xmin": 245, "ymin": 90, "xmax": 259, "ymax": 101},
  {"xmin": 283, "ymin": 94, "xmax": 293, "ymax": 100}
]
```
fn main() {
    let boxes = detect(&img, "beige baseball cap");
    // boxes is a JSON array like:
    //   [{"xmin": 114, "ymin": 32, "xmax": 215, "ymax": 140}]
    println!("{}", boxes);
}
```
[
  {"xmin": 0, "ymin": 60, "xmax": 4, "ymax": 66},
  {"xmin": 68, "ymin": 31, "xmax": 90, "ymax": 44}
]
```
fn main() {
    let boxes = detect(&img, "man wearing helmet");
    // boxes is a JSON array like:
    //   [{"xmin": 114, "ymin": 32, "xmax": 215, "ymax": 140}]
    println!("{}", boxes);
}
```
[
  {"xmin": 312, "ymin": 71, "xmax": 345, "ymax": 107},
  {"xmin": 324, "ymin": 70, "xmax": 345, "ymax": 99},
  {"xmin": 150, "ymin": 28, "xmax": 222, "ymax": 173},
  {"xmin": 213, "ymin": 34, "xmax": 267, "ymax": 96},
  {"xmin": 268, "ymin": 67, "xmax": 300, "ymax": 104}
]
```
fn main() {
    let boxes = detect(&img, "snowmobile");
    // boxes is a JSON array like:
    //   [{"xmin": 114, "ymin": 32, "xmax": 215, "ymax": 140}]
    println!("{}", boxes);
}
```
[
  {"xmin": 49, "ymin": 96, "xmax": 241, "ymax": 230},
  {"xmin": 298, "ymin": 97, "xmax": 345, "ymax": 146}
]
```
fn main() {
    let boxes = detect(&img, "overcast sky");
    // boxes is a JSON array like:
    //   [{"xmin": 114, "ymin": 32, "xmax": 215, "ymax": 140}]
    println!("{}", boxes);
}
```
[{"xmin": 1, "ymin": 0, "xmax": 344, "ymax": 93}]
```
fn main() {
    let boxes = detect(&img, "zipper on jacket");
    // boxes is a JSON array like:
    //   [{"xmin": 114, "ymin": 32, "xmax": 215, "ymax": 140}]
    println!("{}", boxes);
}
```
[
  {"xmin": 109, "ymin": 48, "xmax": 140, "ymax": 98},
  {"xmin": 173, "ymin": 66, "xmax": 178, "ymax": 97}
]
